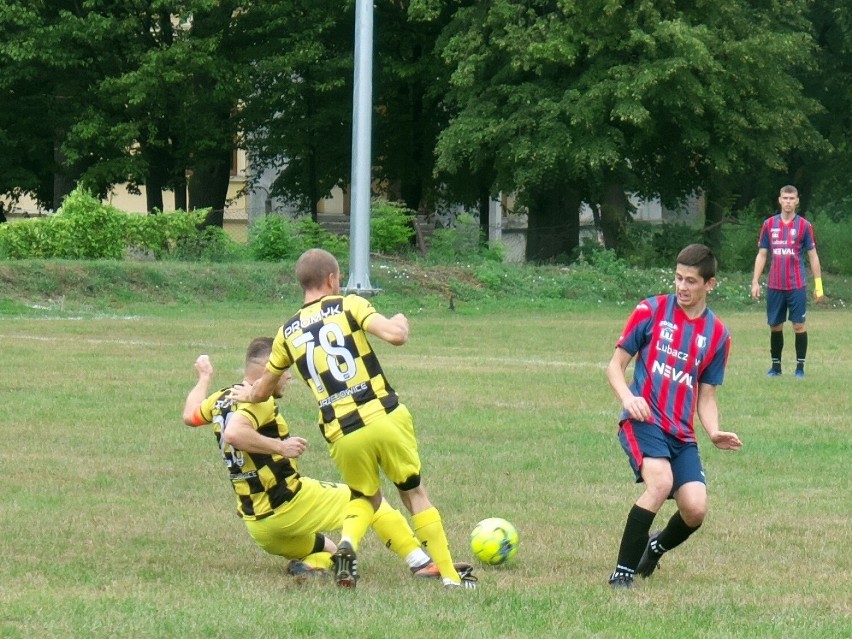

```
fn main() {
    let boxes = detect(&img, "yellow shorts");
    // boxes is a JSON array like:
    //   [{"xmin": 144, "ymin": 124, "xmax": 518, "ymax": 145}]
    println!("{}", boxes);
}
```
[
  {"xmin": 329, "ymin": 404, "xmax": 421, "ymax": 497},
  {"xmin": 243, "ymin": 477, "xmax": 350, "ymax": 559}
]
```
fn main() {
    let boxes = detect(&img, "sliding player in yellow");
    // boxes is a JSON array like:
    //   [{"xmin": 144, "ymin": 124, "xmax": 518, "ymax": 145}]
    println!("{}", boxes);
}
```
[{"xmin": 183, "ymin": 337, "xmax": 466, "ymax": 580}]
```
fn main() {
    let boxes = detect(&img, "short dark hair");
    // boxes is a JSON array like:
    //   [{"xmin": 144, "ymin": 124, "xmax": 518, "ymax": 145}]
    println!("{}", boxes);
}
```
[
  {"xmin": 245, "ymin": 337, "xmax": 273, "ymax": 367},
  {"xmin": 676, "ymin": 244, "xmax": 717, "ymax": 281}
]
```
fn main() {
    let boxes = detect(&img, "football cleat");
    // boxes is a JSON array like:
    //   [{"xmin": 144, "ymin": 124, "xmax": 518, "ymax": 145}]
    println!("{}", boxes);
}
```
[
  {"xmin": 636, "ymin": 531, "xmax": 665, "ymax": 578},
  {"xmin": 444, "ymin": 574, "xmax": 479, "ymax": 590},
  {"xmin": 332, "ymin": 541, "xmax": 359, "ymax": 588},
  {"xmin": 608, "ymin": 573, "xmax": 635, "ymax": 590},
  {"xmin": 411, "ymin": 560, "xmax": 474, "ymax": 579},
  {"xmin": 286, "ymin": 560, "xmax": 331, "ymax": 581}
]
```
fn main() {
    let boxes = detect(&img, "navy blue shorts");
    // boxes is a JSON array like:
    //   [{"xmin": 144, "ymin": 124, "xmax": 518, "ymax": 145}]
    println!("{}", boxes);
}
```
[
  {"xmin": 767, "ymin": 287, "xmax": 807, "ymax": 325},
  {"xmin": 618, "ymin": 420, "xmax": 705, "ymax": 494}
]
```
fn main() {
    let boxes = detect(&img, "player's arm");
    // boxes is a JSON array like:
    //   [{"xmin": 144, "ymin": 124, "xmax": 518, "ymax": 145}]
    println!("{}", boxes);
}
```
[
  {"xmin": 696, "ymin": 383, "xmax": 742, "ymax": 451},
  {"xmin": 606, "ymin": 346, "xmax": 651, "ymax": 422},
  {"xmin": 807, "ymin": 247, "xmax": 824, "ymax": 300},
  {"xmin": 228, "ymin": 368, "xmax": 281, "ymax": 404},
  {"xmin": 183, "ymin": 354, "xmax": 214, "ymax": 426},
  {"xmin": 222, "ymin": 412, "xmax": 308, "ymax": 458},
  {"xmin": 364, "ymin": 312, "xmax": 410, "ymax": 345},
  {"xmin": 751, "ymin": 248, "xmax": 769, "ymax": 300}
]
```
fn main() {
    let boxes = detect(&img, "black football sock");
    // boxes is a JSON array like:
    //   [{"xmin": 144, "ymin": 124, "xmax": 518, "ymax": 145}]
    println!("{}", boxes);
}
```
[
  {"xmin": 770, "ymin": 332, "xmax": 784, "ymax": 371},
  {"xmin": 613, "ymin": 504, "xmax": 656, "ymax": 574},
  {"xmin": 655, "ymin": 511, "xmax": 701, "ymax": 553},
  {"xmin": 795, "ymin": 332, "xmax": 808, "ymax": 371}
]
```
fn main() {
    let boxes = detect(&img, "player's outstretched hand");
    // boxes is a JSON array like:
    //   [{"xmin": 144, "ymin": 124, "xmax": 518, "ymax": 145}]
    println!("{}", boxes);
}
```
[
  {"xmin": 195, "ymin": 354, "xmax": 213, "ymax": 377},
  {"xmin": 711, "ymin": 431, "xmax": 743, "ymax": 451}
]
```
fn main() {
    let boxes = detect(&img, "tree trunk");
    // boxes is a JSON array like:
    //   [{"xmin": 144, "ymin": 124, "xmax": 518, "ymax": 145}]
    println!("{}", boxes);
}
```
[
  {"xmin": 308, "ymin": 151, "xmax": 319, "ymax": 222},
  {"xmin": 599, "ymin": 182, "xmax": 629, "ymax": 251},
  {"xmin": 52, "ymin": 139, "xmax": 77, "ymax": 210},
  {"xmin": 174, "ymin": 176, "xmax": 188, "ymax": 211},
  {"xmin": 142, "ymin": 143, "xmax": 169, "ymax": 213},
  {"xmin": 188, "ymin": 150, "xmax": 231, "ymax": 228},
  {"xmin": 703, "ymin": 174, "xmax": 727, "ymax": 259},
  {"xmin": 525, "ymin": 185, "xmax": 581, "ymax": 262},
  {"xmin": 478, "ymin": 186, "xmax": 490, "ymax": 246}
]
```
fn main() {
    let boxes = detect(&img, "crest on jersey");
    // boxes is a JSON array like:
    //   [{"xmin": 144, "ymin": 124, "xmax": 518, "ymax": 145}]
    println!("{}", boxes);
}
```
[
  {"xmin": 696, "ymin": 335, "xmax": 707, "ymax": 349},
  {"xmin": 658, "ymin": 320, "xmax": 677, "ymax": 343}
]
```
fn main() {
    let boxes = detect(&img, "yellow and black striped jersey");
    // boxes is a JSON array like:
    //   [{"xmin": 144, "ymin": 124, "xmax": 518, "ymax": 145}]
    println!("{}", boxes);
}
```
[
  {"xmin": 198, "ymin": 387, "xmax": 302, "ymax": 520},
  {"xmin": 268, "ymin": 294, "xmax": 399, "ymax": 443}
]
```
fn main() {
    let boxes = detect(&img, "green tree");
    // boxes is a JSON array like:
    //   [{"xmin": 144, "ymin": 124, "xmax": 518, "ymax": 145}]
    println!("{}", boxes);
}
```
[
  {"xmin": 66, "ymin": 1, "xmax": 246, "ymax": 224},
  {"xmin": 241, "ymin": 1, "xmax": 462, "ymax": 222},
  {"xmin": 789, "ymin": 0, "xmax": 852, "ymax": 214},
  {"xmin": 239, "ymin": 0, "xmax": 355, "ymax": 220},
  {"xmin": 0, "ymin": 1, "xmax": 245, "ymax": 223},
  {"xmin": 436, "ymin": 0, "xmax": 823, "ymax": 260},
  {"xmin": 0, "ymin": 0, "xmax": 125, "ymax": 209}
]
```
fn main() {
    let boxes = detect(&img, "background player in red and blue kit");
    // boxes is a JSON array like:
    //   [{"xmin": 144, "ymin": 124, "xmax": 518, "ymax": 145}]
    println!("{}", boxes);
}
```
[
  {"xmin": 751, "ymin": 185, "xmax": 824, "ymax": 377},
  {"xmin": 606, "ymin": 244, "xmax": 743, "ymax": 590}
]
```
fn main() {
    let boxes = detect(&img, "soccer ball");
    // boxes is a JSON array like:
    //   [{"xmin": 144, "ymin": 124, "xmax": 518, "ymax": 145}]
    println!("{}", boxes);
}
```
[{"xmin": 470, "ymin": 517, "xmax": 519, "ymax": 565}]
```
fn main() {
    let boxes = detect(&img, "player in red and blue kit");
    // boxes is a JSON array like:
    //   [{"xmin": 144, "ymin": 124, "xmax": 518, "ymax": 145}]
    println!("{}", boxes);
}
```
[
  {"xmin": 751, "ymin": 185, "xmax": 824, "ymax": 377},
  {"xmin": 607, "ymin": 244, "xmax": 743, "ymax": 590}
]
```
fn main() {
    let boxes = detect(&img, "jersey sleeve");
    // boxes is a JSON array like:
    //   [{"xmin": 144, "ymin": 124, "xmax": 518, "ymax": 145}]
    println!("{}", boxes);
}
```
[
  {"xmin": 195, "ymin": 392, "xmax": 220, "ymax": 425},
  {"xmin": 802, "ymin": 220, "xmax": 815, "ymax": 251},
  {"xmin": 189, "ymin": 390, "xmax": 225, "ymax": 427},
  {"xmin": 698, "ymin": 333, "xmax": 730, "ymax": 386},
  {"xmin": 616, "ymin": 298, "xmax": 654, "ymax": 356},
  {"xmin": 757, "ymin": 219, "xmax": 771, "ymax": 249},
  {"xmin": 347, "ymin": 294, "xmax": 378, "ymax": 329},
  {"xmin": 267, "ymin": 325, "xmax": 294, "ymax": 374}
]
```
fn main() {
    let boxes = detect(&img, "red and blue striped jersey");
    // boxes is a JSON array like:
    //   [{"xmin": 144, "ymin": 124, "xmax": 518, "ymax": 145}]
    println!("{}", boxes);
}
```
[
  {"xmin": 757, "ymin": 214, "xmax": 815, "ymax": 290},
  {"xmin": 616, "ymin": 294, "xmax": 731, "ymax": 443}
]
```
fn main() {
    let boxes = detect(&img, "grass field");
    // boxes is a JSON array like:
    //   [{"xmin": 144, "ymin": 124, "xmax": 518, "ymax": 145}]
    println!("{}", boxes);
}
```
[{"xmin": 1, "ymin": 294, "xmax": 849, "ymax": 638}]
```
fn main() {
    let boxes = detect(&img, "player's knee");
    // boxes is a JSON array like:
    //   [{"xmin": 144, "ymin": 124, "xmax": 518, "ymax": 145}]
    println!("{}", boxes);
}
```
[
  {"xmin": 644, "ymin": 482, "xmax": 673, "ymax": 507},
  {"xmin": 680, "ymin": 504, "xmax": 707, "ymax": 527}
]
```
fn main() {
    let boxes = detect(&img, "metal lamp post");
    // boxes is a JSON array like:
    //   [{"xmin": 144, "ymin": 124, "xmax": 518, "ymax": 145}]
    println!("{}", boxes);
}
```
[{"xmin": 344, "ymin": 0, "xmax": 379, "ymax": 294}]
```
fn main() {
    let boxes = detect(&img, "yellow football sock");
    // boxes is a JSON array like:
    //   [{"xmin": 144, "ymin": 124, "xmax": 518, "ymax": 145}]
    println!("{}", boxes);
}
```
[
  {"xmin": 371, "ymin": 501, "xmax": 422, "ymax": 560},
  {"xmin": 412, "ymin": 507, "xmax": 459, "ymax": 581},
  {"xmin": 340, "ymin": 497, "xmax": 375, "ymax": 551},
  {"xmin": 301, "ymin": 551, "xmax": 332, "ymax": 571}
]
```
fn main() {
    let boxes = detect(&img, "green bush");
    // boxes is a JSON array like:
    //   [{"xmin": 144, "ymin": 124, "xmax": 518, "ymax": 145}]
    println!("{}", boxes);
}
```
[
  {"xmin": 247, "ymin": 215, "xmax": 303, "ymax": 261},
  {"xmin": 807, "ymin": 210, "xmax": 852, "ymax": 275},
  {"xmin": 0, "ymin": 217, "xmax": 57, "ymax": 258},
  {"xmin": 718, "ymin": 210, "xmax": 762, "ymax": 273},
  {"xmin": 170, "ymin": 225, "xmax": 248, "ymax": 262},
  {"xmin": 370, "ymin": 200, "xmax": 414, "ymax": 254},
  {"xmin": 618, "ymin": 220, "xmax": 702, "ymax": 268},
  {"xmin": 0, "ymin": 188, "xmax": 127, "ymax": 259},
  {"xmin": 125, "ymin": 210, "xmax": 207, "ymax": 259},
  {"xmin": 248, "ymin": 214, "xmax": 350, "ymax": 262},
  {"xmin": 294, "ymin": 217, "xmax": 349, "ymax": 257},
  {"xmin": 428, "ymin": 213, "xmax": 481, "ymax": 262},
  {"xmin": 52, "ymin": 189, "xmax": 127, "ymax": 259}
]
